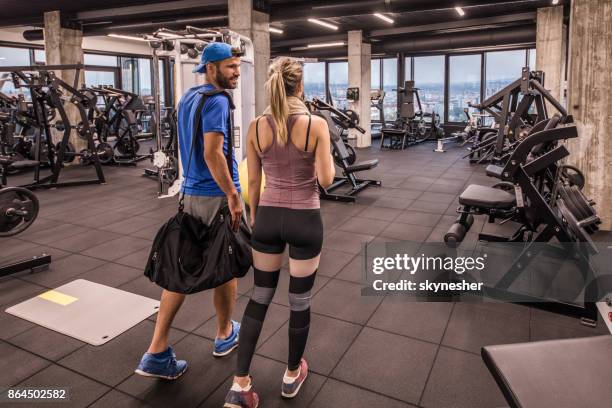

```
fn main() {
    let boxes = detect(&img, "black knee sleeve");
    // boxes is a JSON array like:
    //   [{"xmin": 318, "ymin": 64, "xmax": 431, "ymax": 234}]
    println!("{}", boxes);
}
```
[
  {"xmin": 287, "ymin": 271, "xmax": 316, "ymax": 370},
  {"xmin": 236, "ymin": 268, "xmax": 280, "ymax": 376}
]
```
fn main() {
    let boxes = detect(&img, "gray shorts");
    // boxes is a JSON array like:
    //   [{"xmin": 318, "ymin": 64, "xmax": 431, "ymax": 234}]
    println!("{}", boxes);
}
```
[{"xmin": 183, "ymin": 195, "xmax": 245, "ymax": 226}]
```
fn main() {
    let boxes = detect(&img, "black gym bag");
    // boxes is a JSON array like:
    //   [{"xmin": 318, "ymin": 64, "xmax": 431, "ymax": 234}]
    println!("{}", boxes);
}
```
[{"xmin": 144, "ymin": 89, "xmax": 252, "ymax": 294}]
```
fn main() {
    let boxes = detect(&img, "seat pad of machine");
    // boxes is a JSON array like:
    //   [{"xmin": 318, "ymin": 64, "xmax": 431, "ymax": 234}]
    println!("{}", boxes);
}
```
[
  {"xmin": 345, "ymin": 159, "xmax": 379, "ymax": 173},
  {"xmin": 459, "ymin": 184, "xmax": 515, "ymax": 209}
]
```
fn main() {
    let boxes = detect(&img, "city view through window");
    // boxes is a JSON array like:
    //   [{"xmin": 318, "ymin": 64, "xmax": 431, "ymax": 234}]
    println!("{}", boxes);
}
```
[
  {"xmin": 302, "ymin": 48, "xmax": 535, "ymax": 125},
  {"xmin": 414, "ymin": 55, "xmax": 445, "ymax": 123},
  {"xmin": 449, "ymin": 54, "xmax": 481, "ymax": 122}
]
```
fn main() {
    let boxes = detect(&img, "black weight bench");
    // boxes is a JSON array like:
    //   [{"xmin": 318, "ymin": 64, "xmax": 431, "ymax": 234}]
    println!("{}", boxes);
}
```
[{"xmin": 482, "ymin": 335, "xmax": 612, "ymax": 408}]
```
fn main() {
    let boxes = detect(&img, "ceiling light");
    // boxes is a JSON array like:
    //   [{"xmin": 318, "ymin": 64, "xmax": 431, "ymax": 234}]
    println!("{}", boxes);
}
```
[
  {"xmin": 307, "ymin": 41, "xmax": 345, "ymax": 48},
  {"xmin": 269, "ymin": 27, "xmax": 284, "ymax": 34},
  {"xmin": 307, "ymin": 18, "xmax": 338, "ymax": 31},
  {"xmin": 552, "ymin": 0, "xmax": 559, "ymax": 4},
  {"xmin": 373, "ymin": 13, "xmax": 394, "ymax": 24},
  {"xmin": 107, "ymin": 34, "xmax": 146, "ymax": 42},
  {"xmin": 455, "ymin": 6, "xmax": 465, "ymax": 16}
]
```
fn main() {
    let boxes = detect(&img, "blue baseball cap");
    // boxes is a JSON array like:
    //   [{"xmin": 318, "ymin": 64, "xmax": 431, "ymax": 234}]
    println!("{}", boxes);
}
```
[{"xmin": 192, "ymin": 42, "xmax": 234, "ymax": 74}]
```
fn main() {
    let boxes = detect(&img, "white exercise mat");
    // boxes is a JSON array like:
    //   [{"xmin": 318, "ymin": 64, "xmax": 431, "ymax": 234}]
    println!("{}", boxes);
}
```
[{"xmin": 6, "ymin": 279, "xmax": 159, "ymax": 346}]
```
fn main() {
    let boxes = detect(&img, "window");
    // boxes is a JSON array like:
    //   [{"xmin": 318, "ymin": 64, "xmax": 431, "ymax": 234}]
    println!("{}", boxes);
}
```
[
  {"xmin": 84, "ymin": 54, "xmax": 118, "ymax": 67},
  {"xmin": 485, "ymin": 50, "xmax": 526, "ymax": 98},
  {"xmin": 84, "ymin": 70, "xmax": 116, "ymax": 87},
  {"xmin": 34, "ymin": 50, "xmax": 45, "ymax": 64},
  {"xmin": 371, "ymin": 59, "xmax": 381, "ymax": 89},
  {"xmin": 328, "ymin": 62, "xmax": 348, "ymax": 110},
  {"xmin": 382, "ymin": 58, "xmax": 397, "ymax": 121},
  {"xmin": 138, "ymin": 58, "xmax": 152, "ymax": 96},
  {"xmin": 0, "ymin": 47, "xmax": 31, "ymax": 97},
  {"xmin": 404, "ymin": 57, "xmax": 412, "ymax": 81},
  {"xmin": 303, "ymin": 62, "xmax": 325, "ymax": 102},
  {"xmin": 120, "ymin": 57, "xmax": 137, "ymax": 93},
  {"xmin": 528, "ymin": 48, "xmax": 536, "ymax": 71},
  {"xmin": 414, "ymin": 55, "xmax": 445, "ymax": 122},
  {"xmin": 0, "ymin": 46, "xmax": 30, "ymax": 67},
  {"xmin": 448, "ymin": 54, "xmax": 481, "ymax": 122},
  {"xmin": 371, "ymin": 59, "xmax": 381, "ymax": 122}
]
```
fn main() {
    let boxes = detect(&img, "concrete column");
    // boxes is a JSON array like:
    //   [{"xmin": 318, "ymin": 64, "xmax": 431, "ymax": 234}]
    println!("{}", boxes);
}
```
[
  {"xmin": 348, "ymin": 30, "xmax": 371, "ymax": 148},
  {"xmin": 536, "ymin": 6, "xmax": 566, "ymax": 113},
  {"xmin": 566, "ymin": 0, "xmax": 612, "ymax": 230},
  {"xmin": 229, "ymin": 0, "xmax": 270, "ymax": 115},
  {"xmin": 43, "ymin": 11, "xmax": 86, "ymax": 151}
]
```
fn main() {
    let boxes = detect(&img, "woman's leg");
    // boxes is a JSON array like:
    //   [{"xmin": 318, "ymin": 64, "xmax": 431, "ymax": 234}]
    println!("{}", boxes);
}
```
[
  {"xmin": 233, "ymin": 249, "xmax": 284, "ymax": 387},
  {"xmin": 286, "ymin": 255, "xmax": 320, "ymax": 376}
]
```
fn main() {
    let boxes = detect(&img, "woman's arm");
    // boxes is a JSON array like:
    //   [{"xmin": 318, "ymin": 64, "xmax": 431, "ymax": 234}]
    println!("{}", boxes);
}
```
[
  {"xmin": 246, "ymin": 118, "xmax": 263, "ymax": 226},
  {"xmin": 313, "ymin": 117, "xmax": 335, "ymax": 188}
]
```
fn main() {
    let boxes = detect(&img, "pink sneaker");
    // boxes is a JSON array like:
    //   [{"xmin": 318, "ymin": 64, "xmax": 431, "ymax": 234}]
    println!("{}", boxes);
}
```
[
  {"xmin": 224, "ymin": 380, "xmax": 259, "ymax": 408},
  {"xmin": 281, "ymin": 359, "xmax": 308, "ymax": 398}
]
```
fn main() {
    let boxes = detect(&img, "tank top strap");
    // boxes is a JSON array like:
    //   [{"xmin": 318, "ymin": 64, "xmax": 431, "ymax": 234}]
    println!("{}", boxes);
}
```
[
  {"xmin": 255, "ymin": 116, "xmax": 263, "ymax": 152},
  {"xmin": 264, "ymin": 114, "xmax": 277, "ymax": 147}
]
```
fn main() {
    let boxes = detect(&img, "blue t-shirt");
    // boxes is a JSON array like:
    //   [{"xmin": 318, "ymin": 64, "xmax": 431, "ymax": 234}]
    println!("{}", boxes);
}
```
[{"xmin": 177, "ymin": 84, "xmax": 240, "ymax": 196}]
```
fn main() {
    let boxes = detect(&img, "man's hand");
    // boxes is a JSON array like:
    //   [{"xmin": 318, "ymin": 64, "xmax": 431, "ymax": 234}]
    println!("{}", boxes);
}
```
[{"xmin": 227, "ymin": 191, "xmax": 243, "ymax": 232}]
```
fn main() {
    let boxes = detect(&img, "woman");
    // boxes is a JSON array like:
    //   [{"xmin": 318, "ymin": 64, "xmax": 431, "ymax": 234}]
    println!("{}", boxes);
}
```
[{"xmin": 224, "ymin": 57, "xmax": 335, "ymax": 408}]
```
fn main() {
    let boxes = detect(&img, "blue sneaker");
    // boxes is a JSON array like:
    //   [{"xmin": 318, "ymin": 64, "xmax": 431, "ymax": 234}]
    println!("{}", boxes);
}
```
[
  {"xmin": 135, "ymin": 346, "xmax": 188, "ymax": 380},
  {"xmin": 214, "ymin": 320, "xmax": 240, "ymax": 357}
]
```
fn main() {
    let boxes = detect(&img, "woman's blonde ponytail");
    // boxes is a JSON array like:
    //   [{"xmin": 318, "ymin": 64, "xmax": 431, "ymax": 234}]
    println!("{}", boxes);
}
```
[{"xmin": 265, "ymin": 57, "xmax": 303, "ymax": 146}]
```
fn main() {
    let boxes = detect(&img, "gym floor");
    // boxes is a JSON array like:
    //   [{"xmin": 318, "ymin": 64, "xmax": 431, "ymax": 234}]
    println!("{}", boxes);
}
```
[{"xmin": 1, "ymin": 142, "xmax": 609, "ymax": 408}]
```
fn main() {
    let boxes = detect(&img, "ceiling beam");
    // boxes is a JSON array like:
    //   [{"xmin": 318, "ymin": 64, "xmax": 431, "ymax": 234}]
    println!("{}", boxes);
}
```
[
  {"xmin": 75, "ymin": 0, "xmax": 226, "ymax": 21},
  {"xmin": 272, "ymin": 34, "xmax": 347, "ymax": 48},
  {"xmin": 370, "ymin": 11, "xmax": 536, "ymax": 37},
  {"xmin": 270, "ymin": 0, "xmax": 560, "ymax": 22}
]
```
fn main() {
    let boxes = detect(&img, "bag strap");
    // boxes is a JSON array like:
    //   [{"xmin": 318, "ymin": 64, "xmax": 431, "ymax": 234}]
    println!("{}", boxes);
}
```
[{"xmin": 179, "ymin": 88, "xmax": 236, "ymax": 211}]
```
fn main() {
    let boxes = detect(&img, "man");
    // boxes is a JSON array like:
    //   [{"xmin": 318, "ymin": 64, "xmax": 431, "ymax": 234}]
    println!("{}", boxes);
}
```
[{"xmin": 136, "ymin": 42, "xmax": 243, "ymax": 379}]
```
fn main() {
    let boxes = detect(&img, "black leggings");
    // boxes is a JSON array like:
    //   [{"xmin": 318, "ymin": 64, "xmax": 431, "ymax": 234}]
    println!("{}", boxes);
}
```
[
  {"xmin": 251, "ymin": 206, "xmax": 323, "ymax": 260},
  {"xmin": 236, "ymin": 206, "xmax": 322, "ymax": 376}
]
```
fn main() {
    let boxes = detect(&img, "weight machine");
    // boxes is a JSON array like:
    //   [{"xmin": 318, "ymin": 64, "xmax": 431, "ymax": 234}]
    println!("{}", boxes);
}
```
[
  {"xmin": 466, "ymin": 67, "xmax": 567, "ymax": 164},
  {"xmin": 370, "ymin": 89, "xmax": 385, "ymax": 139},
  {"xmin": 446, "ymin": 115, "xmax": 600, "ymax": 324},
  {"xmin": 0, "ymin": 64, "xmax": 105, "ymax": 189},
  {"xmin": 307, "ymin": 98, "xmax": 381, "ymax": 202},
  {"xmin": 380, "ymin": 81, "xmax": 437, "ymax": 150},
  {"xmin": 141, "ymin": 26, "xmax": 254, "ymax": 197}
]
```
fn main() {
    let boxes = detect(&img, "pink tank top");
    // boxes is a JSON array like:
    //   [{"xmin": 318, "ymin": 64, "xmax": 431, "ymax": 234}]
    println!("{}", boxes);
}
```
[{"xmin": 257, "ymin": 114, "xmax": 320, "ymax": 210}]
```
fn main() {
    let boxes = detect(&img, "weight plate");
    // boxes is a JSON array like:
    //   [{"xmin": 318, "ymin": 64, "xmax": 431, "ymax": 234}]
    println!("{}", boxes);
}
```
[
  {"xmin": 79, "ymin": 149, "xmax": 91, "ymax": 166},
  {"xmin": 558, "ymin": 184, "xmax": 591, "ymax": 234},
  {"xmin": 54, "ymin": 120, "xmax": 66, "ymax": 132},
  {"xmin": 55, "ymin": 141, "xmax": 76, "ymax": 163},
  {"xmin": 417, "ymin": 120, "xmax": 426, "ymax": 136},
  {"xmin": 569, "ymin": 185, "xmax": 597, "ymax": 234},
  {"xmin": 76, "ymin": 121, "xmax": 92, "ymax": 140},
  {"xmin": 560, "ymin": 164, "xmax": 585, "ymax": 190},
  {"xmin": 0, "ymin": 187, "xmax": 39, "ymax": 237},
  {"xmin": 344, "ymin": 143, "xmax": 356, "ymax": 165},
  {"xmin": 96, "ymin": 142, "xmax": 114, "ymax": 164}
]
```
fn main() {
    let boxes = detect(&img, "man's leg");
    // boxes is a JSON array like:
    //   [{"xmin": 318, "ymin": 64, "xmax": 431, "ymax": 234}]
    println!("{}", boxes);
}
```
[
  {"xmin": 147, "ymin": 289, "xmax": 186, "ymax": 353},
  {"xmin": 214, "ymin": 278, "xmax": 238, "ymax": 339}
]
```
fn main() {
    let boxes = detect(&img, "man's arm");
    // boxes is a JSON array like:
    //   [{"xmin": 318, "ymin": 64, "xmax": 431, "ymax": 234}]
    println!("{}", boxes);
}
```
[
  {"xmin": 203, "ymin": 132, "xmax": 242, "ymax": 231},
  {"xmin": 203, "ymin": 132, "xmax": 237, "ymax": 196}
]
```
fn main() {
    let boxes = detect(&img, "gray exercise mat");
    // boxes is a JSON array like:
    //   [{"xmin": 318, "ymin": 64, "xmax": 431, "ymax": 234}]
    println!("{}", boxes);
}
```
[{"xmin": 5, "ymin": 279, "xmax": 159, "ymax": 346}]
